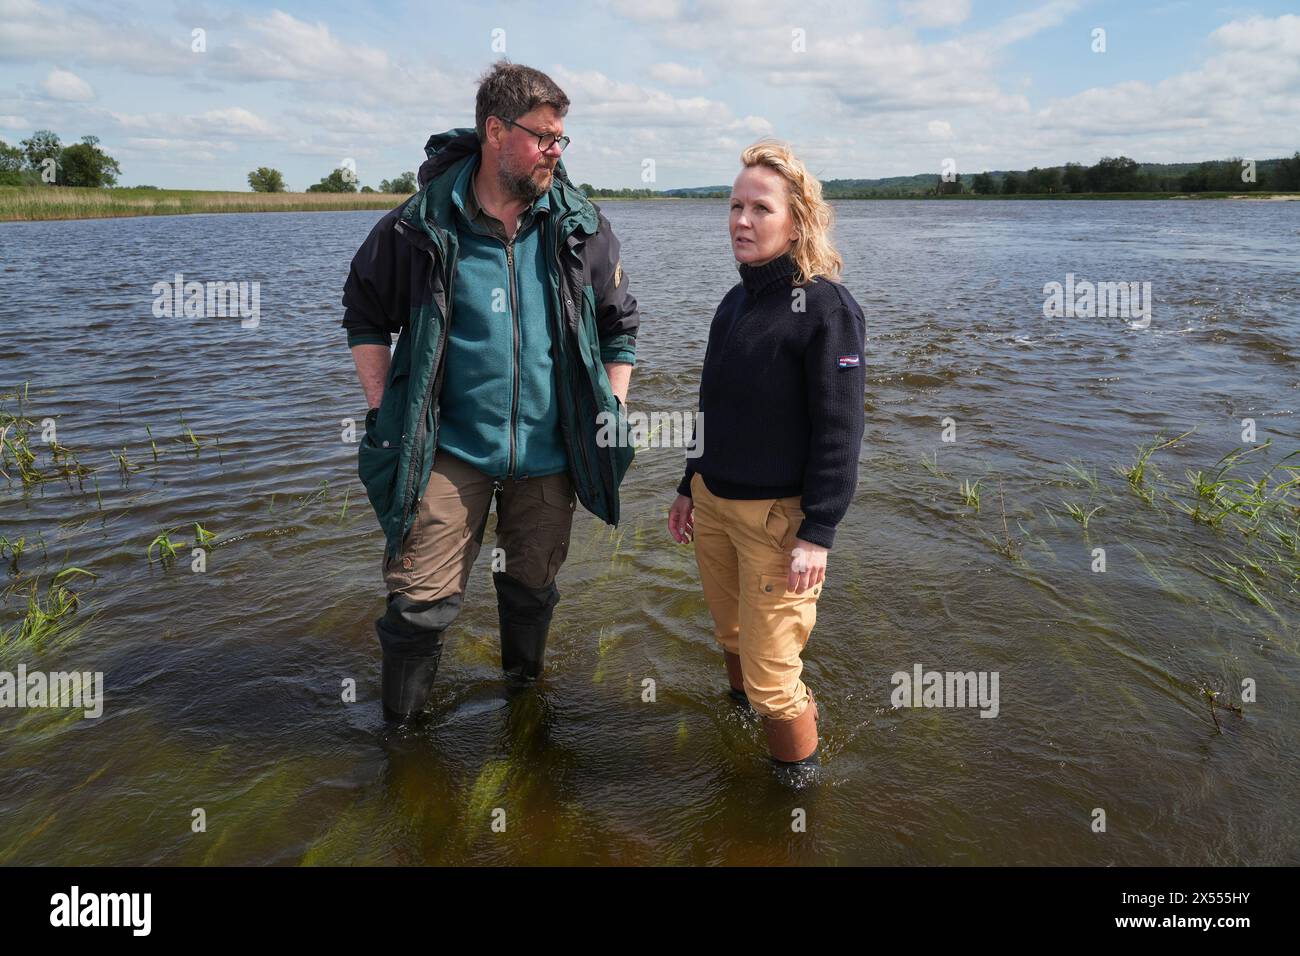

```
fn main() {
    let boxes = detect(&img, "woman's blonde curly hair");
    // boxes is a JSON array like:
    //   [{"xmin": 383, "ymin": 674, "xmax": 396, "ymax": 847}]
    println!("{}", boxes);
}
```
[{"xmin": 738, "ymin": 139, "xmax": 842, "ymax": 285}]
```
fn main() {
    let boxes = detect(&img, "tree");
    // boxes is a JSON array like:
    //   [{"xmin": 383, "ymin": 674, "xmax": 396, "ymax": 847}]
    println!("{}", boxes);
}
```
[
  {"xmin": 579, "ymin": 182, "xmax": 595, "ymax": 197},
  {"xmin": 1001, "ymin": 173, "xmax": 1023, "ymax": 195},
  {"xmin": 1025, "ymin": 166, "xmax": 1061, "ymax": 193},
  {"xmin": 1085, "ymin": 156, "xmax": 1140, "ymax": 192},
  {"xmin": 1275, "ymin": 152, "xmax": 1300, "ymax": 191},
  {"xmin": 0, "ymin": 138, "xmax": 22, "ymax": 172},
  {"xmin": 307, "ymin": 167, "xmax": 359, "ymax": 193},
  {"xmin": 971, "ymin": 172, "xmax": 995, "ymax": 195},
  {"xmin": 379, "ymin": 171, "xmax": 416, "ymax": 194},
  {"xmin": 248, "ymin": 167, "xmax": 286, "ymax": 192},
  {"xmin": 1062, "ymin": 162, "xmax": 1086, "ymax": 193},
  {"xmin": 0, "ymin": 138, "xmax": 23, "ymax": 185},
  {"xmin": 58, "ymin": 135, "xmax": 121, "ymax": 187},
  {"xmin": 360, "ymin": 185, "xmax": 375, "ymax": 193},
  {"xmin": 20, "ymin": 129, "xmax": 62, "ymax": 171}
]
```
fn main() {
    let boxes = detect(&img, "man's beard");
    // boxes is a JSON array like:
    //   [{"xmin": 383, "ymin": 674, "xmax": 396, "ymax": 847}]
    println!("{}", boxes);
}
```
[{"xmin": 498, "ymin": 154, "xmax": 554, "ymax": 203}]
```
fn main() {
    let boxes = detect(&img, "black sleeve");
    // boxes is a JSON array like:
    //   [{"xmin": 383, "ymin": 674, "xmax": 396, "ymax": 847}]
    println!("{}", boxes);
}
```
[
  {"xmin": 341, "ymin": 205, "xmax": 414, "ymax": 348},
  {"xmin": 797, "ymin": 298, "xmax": 866, "ymax": 548},
  {"xmin": 586, "ymin": 210, "xmax": 640, "ymax": 365}
]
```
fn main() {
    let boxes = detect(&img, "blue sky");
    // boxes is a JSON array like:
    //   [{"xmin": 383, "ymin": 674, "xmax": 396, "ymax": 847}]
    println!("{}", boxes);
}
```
[{"xmin": 2, "ymin": 0, "xmax": 1297, "ymax": 190}]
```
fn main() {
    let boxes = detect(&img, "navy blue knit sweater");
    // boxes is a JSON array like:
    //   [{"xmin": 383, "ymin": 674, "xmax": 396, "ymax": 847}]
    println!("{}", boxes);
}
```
[{"xmin": 677, "ymin": 251, "xmax": 866, "ymax": 548}]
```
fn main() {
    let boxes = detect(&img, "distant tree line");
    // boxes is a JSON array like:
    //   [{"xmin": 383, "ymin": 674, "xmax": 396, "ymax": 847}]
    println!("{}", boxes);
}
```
[
  {"xmin": 247, "ymin": 166, "xmax": 418, "ymax": 194},
  {"xmin": 577, "ymin": 153, "xmax": 1300, "ymax": 199},
  {"xmin": 0, "ymin": 130, "xmax": 121, "ymax": 187},
  {"xmin": 963, "ymin": 154, "xmax": 1300, "ymax": 196}
]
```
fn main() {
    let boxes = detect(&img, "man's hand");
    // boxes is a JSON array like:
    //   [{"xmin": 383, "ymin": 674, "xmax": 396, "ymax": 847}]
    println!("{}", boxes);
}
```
[
  {"xmin": 668, "ymin": 494, "xmax": 694, "ymax": 543},
  {"xmin": 789, "ymin": 538, "xmax": 827, "ymax": 593},
  {"xmin": 351, "ymin": 344, "xmax": 391, "ymax": 411}
]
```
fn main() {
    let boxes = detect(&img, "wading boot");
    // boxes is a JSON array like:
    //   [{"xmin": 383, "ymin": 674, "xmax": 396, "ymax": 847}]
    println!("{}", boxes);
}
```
[
  {"xmin": 381, "ymin": 650, "xmax": 443, "ymax": 722},
  {"xmin": 724, "ymin": 650, "xmax": 752, "ymax": 710},
  {"xmin": 494, "ymin": 571, "xmax": 560, "ymax": 685},
  {"xmin": 375, "ymin": 593, "xmax": 460, "ymax": 722},
  {"xmin": 762, "ymin": 693, "xmax": 820, "ymax": 770}
]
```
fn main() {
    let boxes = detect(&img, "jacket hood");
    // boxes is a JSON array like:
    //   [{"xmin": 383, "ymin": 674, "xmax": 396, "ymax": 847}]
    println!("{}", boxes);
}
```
[{"xmin": 417, "ymin": 127, "xmax": 579, "ymax": 189}]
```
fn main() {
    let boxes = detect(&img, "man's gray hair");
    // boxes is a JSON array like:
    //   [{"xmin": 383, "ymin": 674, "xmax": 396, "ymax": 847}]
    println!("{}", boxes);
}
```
[{"xmin": 475, "ymin": 60, "xmax": 570, "ymax": 144}]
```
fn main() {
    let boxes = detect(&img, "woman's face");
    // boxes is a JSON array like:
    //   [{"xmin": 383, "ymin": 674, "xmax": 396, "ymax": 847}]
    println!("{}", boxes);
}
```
[{"xmin": 730, "ymin": 165, "xmax": 797, "ymax": 266}]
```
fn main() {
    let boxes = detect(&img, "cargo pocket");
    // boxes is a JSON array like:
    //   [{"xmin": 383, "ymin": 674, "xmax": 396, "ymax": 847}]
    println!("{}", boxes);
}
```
[
  {"xmin": 755, "ymin": 571, "xmax": 821, "ymax": 650},
  {"xmin": 540, "ymin": 477, "xmax": 576, "ymax": 583}
]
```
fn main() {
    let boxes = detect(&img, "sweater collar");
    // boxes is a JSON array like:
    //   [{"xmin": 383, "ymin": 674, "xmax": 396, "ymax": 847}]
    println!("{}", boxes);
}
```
[{"xmin": 738, "ymin": 250, "xmax": 797, "ymax": 297}]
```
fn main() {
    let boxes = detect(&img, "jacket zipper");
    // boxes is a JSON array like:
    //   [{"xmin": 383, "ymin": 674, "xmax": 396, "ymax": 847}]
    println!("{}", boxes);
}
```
[{"xmin": 504, "ymin": 241, "xmax": 520, "ymax": 478}]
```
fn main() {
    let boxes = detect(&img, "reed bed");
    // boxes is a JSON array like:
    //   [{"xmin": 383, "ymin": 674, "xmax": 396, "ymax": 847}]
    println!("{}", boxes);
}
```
[{"xmin": 0, "ymin": 186, "xmax": 411, "ymax": 222}]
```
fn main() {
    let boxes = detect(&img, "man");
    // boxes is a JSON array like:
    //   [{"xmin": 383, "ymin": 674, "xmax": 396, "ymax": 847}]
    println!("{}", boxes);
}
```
[{"xmin": 342, "ymin": 61, "xmax": 639, "ymax": 721}]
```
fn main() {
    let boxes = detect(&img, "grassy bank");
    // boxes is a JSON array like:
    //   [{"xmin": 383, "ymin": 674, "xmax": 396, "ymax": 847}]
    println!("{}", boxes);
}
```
[
  {"xmin": 5, "ymin": 185, "xmax": 1297, "ymax": 222},
  {"xmin": 0, "ymin": 186, "xmax": 412, "ymax": 222}
]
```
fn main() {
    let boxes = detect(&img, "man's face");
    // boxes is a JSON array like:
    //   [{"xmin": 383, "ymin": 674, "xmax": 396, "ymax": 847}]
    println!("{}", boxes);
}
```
[{"xmin": 492, "ymin": 105, "xmax": 565, "ymax": 203}]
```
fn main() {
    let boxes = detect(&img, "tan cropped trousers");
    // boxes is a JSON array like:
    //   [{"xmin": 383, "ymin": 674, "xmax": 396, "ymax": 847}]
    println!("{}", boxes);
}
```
[{"xmin": 690, "ymin": 473, "xmax": 822, "ymax": 720}]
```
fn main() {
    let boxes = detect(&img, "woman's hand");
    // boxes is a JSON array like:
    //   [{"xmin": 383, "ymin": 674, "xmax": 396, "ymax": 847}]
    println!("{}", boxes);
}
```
[
  {"xmin": 668, "ymin": 494, "xmax": 695, "ymax": 543},
  {"xmin": 789, "ymin": 538, "xmax": 827, "ymax": 593}
]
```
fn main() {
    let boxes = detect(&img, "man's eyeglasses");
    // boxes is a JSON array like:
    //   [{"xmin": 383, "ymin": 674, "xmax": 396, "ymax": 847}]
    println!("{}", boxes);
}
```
[{"xmin": 497, "ymin": 117, "xmax": 571, "ymax": 153}]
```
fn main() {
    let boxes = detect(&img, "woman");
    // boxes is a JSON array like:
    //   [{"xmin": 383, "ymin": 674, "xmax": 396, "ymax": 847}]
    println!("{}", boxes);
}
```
[{"xmin": 668, "ymin": 140, "xmax": 866, "ymax": 773}]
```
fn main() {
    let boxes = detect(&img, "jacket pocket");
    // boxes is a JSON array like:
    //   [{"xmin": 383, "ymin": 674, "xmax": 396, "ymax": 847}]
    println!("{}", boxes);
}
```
[
  {"xmin": 357, "ymin": 420, "xmax": 400, "ymax": 530},
  {"xmin": 357, "ymin": 375, "xmax": 408, "ymax": 532},
  {"xmin": 609, "ymin": 394, "xmax": 634, "ymax": 488}
]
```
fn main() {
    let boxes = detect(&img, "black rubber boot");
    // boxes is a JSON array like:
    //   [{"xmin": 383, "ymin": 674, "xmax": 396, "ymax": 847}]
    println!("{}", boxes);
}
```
[
  {"xmin": 493, "ymin": 571, "xmax": 559, "ymax": 683},
  {"xmin": 375, "ymin": 592, "xmax": 462, "ymax": 721},
  {"xmin": 381, "ymin": 651, "xmax": 442, "ymax": 721}
]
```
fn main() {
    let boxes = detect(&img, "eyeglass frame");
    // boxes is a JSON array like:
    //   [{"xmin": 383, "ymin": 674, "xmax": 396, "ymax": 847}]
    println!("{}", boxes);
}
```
[{"xmin": 494, "ymin": 116, "xmax": 571, "ymax": 154}]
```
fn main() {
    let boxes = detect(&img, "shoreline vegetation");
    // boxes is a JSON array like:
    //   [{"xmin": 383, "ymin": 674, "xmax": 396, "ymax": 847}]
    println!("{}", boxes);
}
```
[
  {"xmin": 0, "ymin": 186, "xmax": 411, "ymax": 222},
  {"xmin": 2, "ymin": 184, "xmax": 1298, "ymax": 223},
  {"xmin": 4, "ymin": 134, "xmax": 1298, "ymax": 221}
]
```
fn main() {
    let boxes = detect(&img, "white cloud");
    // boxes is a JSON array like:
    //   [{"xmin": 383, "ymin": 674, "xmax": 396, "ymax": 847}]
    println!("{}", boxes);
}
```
[
  {"xmin": 648, "ymin": 62, "xmax": 709, "ymax": 87},
  {"xmin": 0, "ymin": 114, "xmax": 30, "ymax": 127},
  {"xmin": 899, "ymin": 0, "xmax": 971, "ymax": 29},
  {"xmin": 198, "ymin": 107, "xmax": 276, "ymax": 137},
  {"xmin": 122, "ymin": 137, "xmax": 239, "ymax": 154},
  {"xmin": 553, "ymin": 67, "xmax": 771, "ymax": 132},
  {"xmin": 0, "ymin": 0, "xmax": 194, "ymax": 75},
  {"xmin": 212, "ymin": 10, "xmax": 466, "ymax": 109},
  {"xmin": 105, "ymin": 106, "xmax": 280, "ymax": 141},
  {"xmin": 1031, "ymin": 14, "xmax": 1300, "ymax": 153},
  {"xmin": 41, "ymin": 68, "xmax": 94, "ymax": 101}
]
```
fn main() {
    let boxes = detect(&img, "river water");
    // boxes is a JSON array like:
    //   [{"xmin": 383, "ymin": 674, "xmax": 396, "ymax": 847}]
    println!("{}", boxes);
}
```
[{"xmin": 0, "ymin": 199, "xmax": 1297, "ymax": 865}]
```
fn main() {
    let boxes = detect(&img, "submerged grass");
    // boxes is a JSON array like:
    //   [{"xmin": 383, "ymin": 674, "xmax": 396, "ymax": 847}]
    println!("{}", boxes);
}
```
[
  {"xmin": 0, "ymin": 400, "xmax": 96, "ymax": 488},
  {"xmin": 0, "ymin": 567, "xmax": 98, "ymax": 652},
  {"xmin": 959, "ymin": 478, "xmax": 982, "ymax": 512},
  {"xmin": 1116, "ymin": 428, "xmax": 1195, "ymax": 505}
]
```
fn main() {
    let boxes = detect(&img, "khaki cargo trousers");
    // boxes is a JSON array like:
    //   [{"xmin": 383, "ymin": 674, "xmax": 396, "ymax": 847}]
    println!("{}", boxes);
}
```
[
  {"xmin": 690, "ymin": 473, "xmax": 822, "ymax": 721},
  {"xmin": 383, "ymin": 450, "xmax": 576, "ymax": 602}
]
